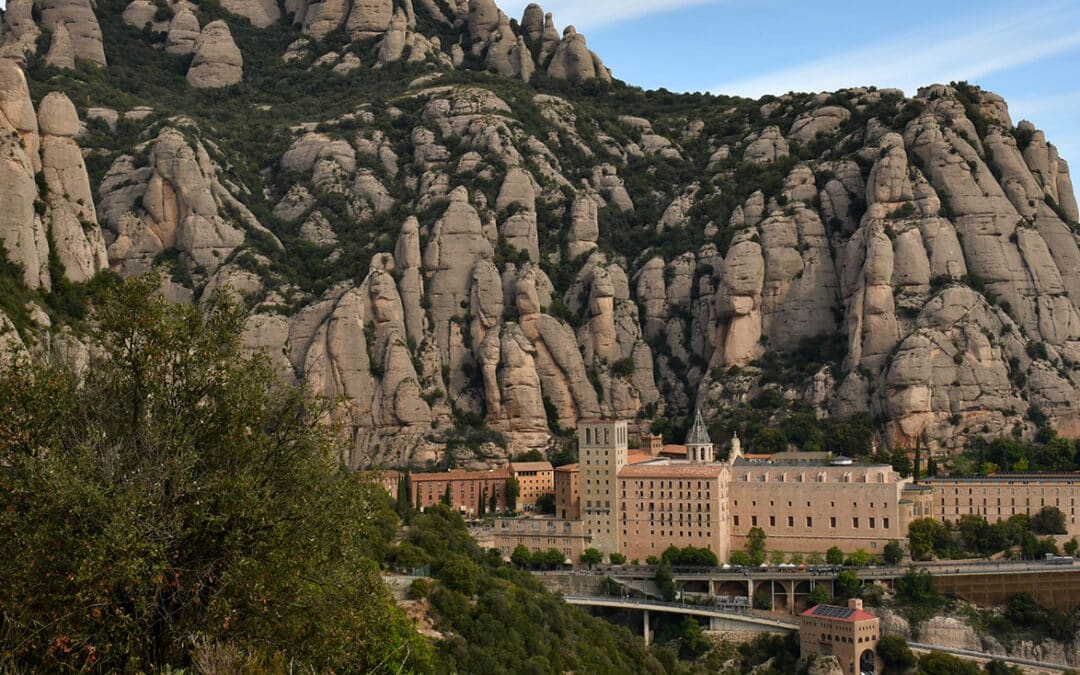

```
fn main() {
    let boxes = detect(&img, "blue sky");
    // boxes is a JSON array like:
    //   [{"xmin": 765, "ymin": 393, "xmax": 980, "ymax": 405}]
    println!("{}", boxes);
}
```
[{"xmin": 503, "ymin": 0, "xmax": 1080, "ymax": 165}]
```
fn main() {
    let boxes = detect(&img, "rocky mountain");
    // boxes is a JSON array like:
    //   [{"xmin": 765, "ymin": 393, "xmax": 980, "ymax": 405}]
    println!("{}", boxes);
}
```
[{"xmin": 2, "ymin": 0, "xmax": 1079, "ymax": 469}]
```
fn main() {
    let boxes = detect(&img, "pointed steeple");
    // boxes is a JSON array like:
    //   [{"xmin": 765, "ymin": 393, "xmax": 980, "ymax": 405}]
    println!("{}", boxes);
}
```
[
  {"xmin": 686, "ymin": 407, "xmax": 714, "ymax": 463},
  {"xmin": 686, "ymin": 407, "xmax": 712, "ymax": 446}
]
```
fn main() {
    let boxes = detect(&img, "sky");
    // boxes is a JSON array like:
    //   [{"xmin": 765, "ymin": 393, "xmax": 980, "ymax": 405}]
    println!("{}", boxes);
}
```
[{"xmin": 503, "ymin": 0, "xmax": 1080, "ymax": 164}]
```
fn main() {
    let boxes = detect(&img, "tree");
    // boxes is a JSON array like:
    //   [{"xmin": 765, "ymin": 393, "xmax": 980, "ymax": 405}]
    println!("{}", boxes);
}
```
[
  {"xmin": 789, "ymin": 552, "xmax": 804, "ymax": 566},
  {"xmin": 440, "ymin": 558, "xmax": 481, "ymax": 595},
  {"xmin": 884, "ymin": 540, "xmax": 904, "ymax": 565},
  {"xmin": 535, "ymin": 492, "xmax": 556, "ymax": 514},
  {"xmin": 580, "ymin": 547, "xmax": 603, "ymax": 569},
  {"xmin": 441, "ymin": 484, "xmax": 453, "ymax": 507},
  {"xmin": 514, "ymin": 449, "xmax": 545, "ymax": 462},
  {"xmin": 489, "ymin": 490, "xmax": 498, "ymax": 514},
  {"xmin": 747, "ymin": 527, "xmax": 767, "ymax": 565},
  {"xmin": 835, "ymin": 570, "xmax": 860, "ymax": 599},
  {"xmin": 608, "ymin": 552, "xmax": 627, "ymax": 565},
  {"xmin": 845, "ymin": 548, "xmax": 873, "ymax": 567},
  {"xmin": 1065, "ymin": 538, "xmax": 1079, "ymax": 557},
  {"xmin": 0, "ymin": 274, "xmax": 431, "ymax": 672},
  {"xmin": 769, "ymin": 550, "xmax": 786, "ymax": 566},
  {"xmin": 505, "ymin": 477, "xmax": 520, "ymax": 511},
  {"xmin": 395, "ymin": 473, "xmax": 410, "ymax": 517},
  {"xmin": 908, "ymin": 518, "xmax": 948, "ymax": 560},
  {"xmin": 477, "ymin": 488, "xmax": 487, "ymax": 518},
  {"xmin": 1031, "ymin": 506, "xmax": 1067, "ymax": 534},
  {"xmin": 806, "ymin": 585, "xmax": 829, "ymax": 607},
  {"xmin": 544, "ymin": 549, "xmax": 566, "ymax": 569},
  {"xmin": 807, "ymin": 552, "xmax": 825, "ymax": 566},
  {"xmin": 729, "ymin": 550, "xmax": 751, "ymax": 566},
  {"xmin": 512, "ymin": 544, "xmax": 532, "ymax": 568},
  {"xmin": 877, "ymin": 635, "xmax": 917, "ymax": 675},
  {"xmin": 826, "ymin": 546, "xmax": 845, "ymax": 565},
  {"xmin": 655, "ymin": 563, "xmax": 676, "ymax": 601},
  {"xmin": 915, "ymin": 650, "xmax": 981, "ymax": 675}
]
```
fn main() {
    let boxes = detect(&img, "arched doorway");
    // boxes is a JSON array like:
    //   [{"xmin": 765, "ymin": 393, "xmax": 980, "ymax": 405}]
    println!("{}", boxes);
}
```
[{"xmin": 859, "ymin": 648, "xmax": 877, "ymax": 675}]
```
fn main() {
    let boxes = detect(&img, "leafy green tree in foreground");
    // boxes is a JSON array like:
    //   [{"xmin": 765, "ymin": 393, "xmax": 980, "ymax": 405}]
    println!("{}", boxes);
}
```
[{"xmin": 0, "ymin": 274, "xmax": 431, "ymax": 672}]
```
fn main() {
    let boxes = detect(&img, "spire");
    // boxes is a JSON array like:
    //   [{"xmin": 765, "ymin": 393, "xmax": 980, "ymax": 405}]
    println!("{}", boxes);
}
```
[{"xmin": 686, "ymin": 407, "xmax": 711, "ymax": 446}]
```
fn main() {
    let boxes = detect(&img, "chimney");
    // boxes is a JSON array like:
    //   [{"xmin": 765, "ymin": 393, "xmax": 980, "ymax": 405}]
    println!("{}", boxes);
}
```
[{"xmin": 848, "ymin": 598, "xmax": 863, "ymax": 611}]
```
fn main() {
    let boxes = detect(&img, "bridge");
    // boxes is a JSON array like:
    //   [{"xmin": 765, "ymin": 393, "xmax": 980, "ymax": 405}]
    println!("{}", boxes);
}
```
[
  {"xmin": 542, "ymin": 559, "xmax": 1080, "ymax": 614},
  {"xmin": 562, "ymin": 595, "xmax": 797, "ymax": 645}
]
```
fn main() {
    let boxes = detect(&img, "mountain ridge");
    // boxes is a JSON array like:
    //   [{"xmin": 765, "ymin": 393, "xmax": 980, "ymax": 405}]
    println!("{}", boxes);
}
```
[{"xmin": 1, "ymin": 0, "xmax": 1079, "ymax": 470}]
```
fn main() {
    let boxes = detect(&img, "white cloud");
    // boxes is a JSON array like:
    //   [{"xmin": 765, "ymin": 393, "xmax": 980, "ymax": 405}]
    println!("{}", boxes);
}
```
[
  {"xmin": 712, "ymin": 3, "xmax": 1080, "ymax": 99},
  {"xmin": 499, "ymin": 0, "xmax": 724, "ymax": 31}
]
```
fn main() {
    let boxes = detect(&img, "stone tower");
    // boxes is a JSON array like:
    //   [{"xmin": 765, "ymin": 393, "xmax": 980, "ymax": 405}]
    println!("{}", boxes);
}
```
[
  {"xmin": 686, "ymin": 408, "xmax": 714, "ymax": 463},
  {"xmin": 578, "ymin": 419, "xmax": 628, "ymax": 555}
]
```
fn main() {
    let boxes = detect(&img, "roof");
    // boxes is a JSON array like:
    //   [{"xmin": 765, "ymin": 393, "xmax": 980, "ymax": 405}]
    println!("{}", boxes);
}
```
[
  {"xmin": 410, "ymin": 466, "xmax": 510, "ymax": 482},
  {"xmin": 619, "ymin": 463, "xmax": 727, "ymax": 479},
  {"xmin": 510, "ymin": 461, "xmax": 554, "ymax": 473},
  {"xmin": 800, "ymin": 604, "xmax": 877, "ymax": 622},
  {"xmin": 923, "ymin": 473, "xmax": 1080, "ymax": 483},
  {"xmin": 554, "ymin": 463, "xmax": 579, "ymax": 472},
  {"xmin": 661, "ymin": 444, "xmax": 688, "ymax": 456},
  {"xmin": 686, "ymin": 408, "xmax": 712, "ymax": 446},
  {"xmin": 628, "ymin": 450, "xmax": 658, "ymax": 464}
]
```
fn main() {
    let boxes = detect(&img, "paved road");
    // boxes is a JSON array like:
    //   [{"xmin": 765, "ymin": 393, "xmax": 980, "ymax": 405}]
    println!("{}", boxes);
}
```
[
  {"xmin": 562, "ymin": 594, "xmax": 798, "ymax": 629},
  {"xmin": 909, "ymin": 641, "xmax": 1072, "ymax": 673}
]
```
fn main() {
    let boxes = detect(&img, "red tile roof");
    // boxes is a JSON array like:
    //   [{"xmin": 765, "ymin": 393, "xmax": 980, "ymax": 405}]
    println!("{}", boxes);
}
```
[{"xmin": 410, "ymin": 466, "xmax": 510, "ymax": 482}]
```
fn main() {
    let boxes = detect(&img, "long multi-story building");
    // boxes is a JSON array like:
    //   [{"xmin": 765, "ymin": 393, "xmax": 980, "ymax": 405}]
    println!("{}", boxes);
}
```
[
  {"xmin": 923, "ymin": 473, "xmax": 1080, "ymax": 538},
  {"xmin": 410, "ymin": 467, "xmax": 509, "ymax": 515}
]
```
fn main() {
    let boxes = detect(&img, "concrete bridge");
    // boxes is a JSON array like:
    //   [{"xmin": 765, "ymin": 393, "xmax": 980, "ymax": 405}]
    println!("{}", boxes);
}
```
[
  {"xmin": 550, "ymin": 559, "xmax": 1080, "ymax": 614},
  {"xmin": 562, "ymin": 595, "xmax": 797, "ymax": 645}
]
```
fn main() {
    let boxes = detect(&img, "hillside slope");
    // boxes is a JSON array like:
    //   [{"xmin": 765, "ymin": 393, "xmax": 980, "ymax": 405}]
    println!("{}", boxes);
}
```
[{"xmin": 2, "ymin": 0, "xmax": 1079, "ymax": 468}]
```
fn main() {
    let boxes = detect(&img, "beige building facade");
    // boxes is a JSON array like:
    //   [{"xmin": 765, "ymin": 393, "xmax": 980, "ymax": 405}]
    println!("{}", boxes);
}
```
[
  {"xmin": 925, "ymin": 474, "xmax": 1080, "ymax": 538},
  {"xmin": 510, "ymin": 461, "xmax": 555, "ymax": 510},
  {"xmin": 494, "ymin": 517, "xmax": 591, "ymax": 563},
  {"xmin": 728, "ymin": 462, "xmax": 909, "ymax": 556},
  {"xmin": 554, "ymin": 463, "xmax": 580, "ymax": 520},
  {"xmin": 618, "ymin": 462, "xmax": 730, "ymax": 562}
]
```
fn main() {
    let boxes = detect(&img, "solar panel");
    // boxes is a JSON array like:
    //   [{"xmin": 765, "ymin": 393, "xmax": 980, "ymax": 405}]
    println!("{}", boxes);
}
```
[{"xmin": 812, "ymin": 605, "xmax": 855, "ymax": 619}]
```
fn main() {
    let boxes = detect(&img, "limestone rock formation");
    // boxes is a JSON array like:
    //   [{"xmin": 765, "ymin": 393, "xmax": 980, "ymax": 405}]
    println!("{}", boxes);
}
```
[
  {"xmin": 97, "ymin": 126, "xmax": 251, "ymax": 275},
  {"xmin": 38, "ymin": 92, "xmax": 108, "ymax": 282},
  {"xmin": 546, "ymin": 26, "xmax": 611, "ymax": 83},
  {"xmin": 0, "ymin": 58, "xmax": 49, "ymax": 288},
  {"xmin": 166, "ymin": 10, "xmax": 201, "ymax": 56},
  {"xmin": 38, "ymin": 0, "xmax": 107, "ymax": 66},
  {"xmin": 220, "ymin": 0, "xmax": 282, "ymax": 28},
  {"xmin": 187, "ymin": 20, "xmax": 243, "ymax": 88},
  {"xmin": 44, "ymin": 22, "xmax": 75, "ymax": 70}
]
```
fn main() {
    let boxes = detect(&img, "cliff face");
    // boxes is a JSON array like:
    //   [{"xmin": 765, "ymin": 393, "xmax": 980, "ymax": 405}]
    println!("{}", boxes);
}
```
[{"xmin": 3, "ymin": 0, "xmax": 1080, "ymax": 467}]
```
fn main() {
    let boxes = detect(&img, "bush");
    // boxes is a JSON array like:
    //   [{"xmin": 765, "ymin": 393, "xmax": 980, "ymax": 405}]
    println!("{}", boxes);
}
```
[{"xmin": 409, "ymin": 578, "xmax": 433, "ymax": 600}]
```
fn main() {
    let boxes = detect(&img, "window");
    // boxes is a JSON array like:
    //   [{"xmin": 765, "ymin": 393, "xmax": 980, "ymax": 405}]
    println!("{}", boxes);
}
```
[
  {"xmin": 769, "ymin": 516, "xmax": 776, "ymax": 527},
  {"xmin": 806, "ymin": 516, "xmax": 813, "ymax": 527},
  {"xmin": 734, "ymin": 515, "xmax": 740, "ymax": 526},
  {"xmin": 787, "ymin": 516, "xmax": 794, "ymax": 527},
  {"xmin": 751, "ymin": 516, "xmax": 758, "ymax": 527},
  {"xmin": 830, "ymin": 517, "xmax": 836, "ymax": 527},
  {"xmin": 853, "ymin": 517, "xmax": 859, "ymax": 528}
]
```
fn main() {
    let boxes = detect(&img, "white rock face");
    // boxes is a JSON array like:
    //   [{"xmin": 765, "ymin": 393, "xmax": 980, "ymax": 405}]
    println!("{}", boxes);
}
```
[
  {"xmin": 546, "ymin": 26, "xmax": 611, "ymax": 83},
  {"xmin": 0, "ymin": 58, "xmax": 49, "ymax": 288},
  {"xmin": 38, "ymin": 0, "xmax": 107, "ymax": 66},
  {"xmin": 220, "ymin": 0, "xmax": 282, "ymax": 28},
  {"xmin": 38, "ymin": 92, "xmax": 108, "ymax": 282},
  {"xmin": 166, "ymin": 10, "xmax": 201, "ymax": 56},
  {"xmin": 97, "ymin": 127, "xmax": 251, "ymax": 275},
  {"xmin": 44, "ymin": 22, "xmax": 75, "ymax": 70},
  {"xmin": 187, "ymin": 20, "xmax": 243, "ymax": 88}
]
